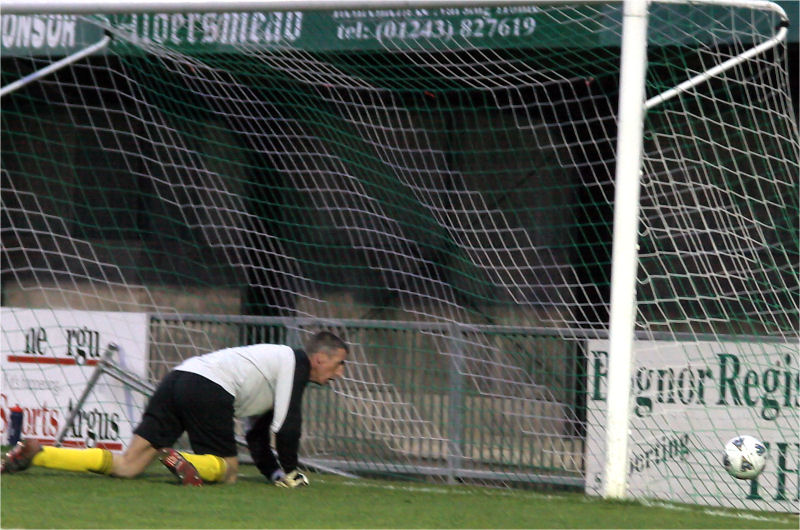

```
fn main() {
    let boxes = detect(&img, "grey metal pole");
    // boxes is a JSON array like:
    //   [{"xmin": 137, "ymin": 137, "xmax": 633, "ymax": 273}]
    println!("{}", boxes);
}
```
[
  {"xmin": 54, "ymin": 343, "xmax": 118, "ymax": 447},
  {"xmin": 0, "ymin": 35, "xmax": 111, "ymax": 98}
]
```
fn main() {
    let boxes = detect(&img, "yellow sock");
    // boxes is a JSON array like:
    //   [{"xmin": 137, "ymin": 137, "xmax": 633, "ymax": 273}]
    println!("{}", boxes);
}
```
[
  {"xmin": 32, "ymin": 446, "xmax": 113, "ymax": 474},
  {"xmin": 180, "ymin": 452, "xmax": 226, "ymax": 483}
]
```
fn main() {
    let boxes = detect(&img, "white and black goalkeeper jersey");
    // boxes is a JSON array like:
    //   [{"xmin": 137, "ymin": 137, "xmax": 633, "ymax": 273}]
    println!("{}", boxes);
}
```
[{"xmin": 175, "ymin": 343, "xmax": 311, "ymax": 477}]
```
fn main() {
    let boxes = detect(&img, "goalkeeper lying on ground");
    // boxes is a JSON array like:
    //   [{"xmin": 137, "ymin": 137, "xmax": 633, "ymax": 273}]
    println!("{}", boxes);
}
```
[{"xmin": 1, "ymin": 331, "xmax": 348, "ymax": 487}]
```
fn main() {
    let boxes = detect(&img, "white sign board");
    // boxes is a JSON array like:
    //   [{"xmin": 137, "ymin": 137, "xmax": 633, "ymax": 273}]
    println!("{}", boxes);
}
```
[
  {"xmin": 1, "ymin": 308, "xmax": 149, "ymax": 452},
  {"xmin": 585, "ymin": 339, "xmax": 798, "ymax": 511}
]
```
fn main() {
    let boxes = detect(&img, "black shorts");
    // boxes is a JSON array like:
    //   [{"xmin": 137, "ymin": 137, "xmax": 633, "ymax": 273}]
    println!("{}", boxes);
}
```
[{"xmin": 134, "ymin": 370, "xmax": 237, "ymax": 457}]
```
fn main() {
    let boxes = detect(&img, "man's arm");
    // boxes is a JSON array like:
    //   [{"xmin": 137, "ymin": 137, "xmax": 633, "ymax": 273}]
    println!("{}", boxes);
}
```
[
  {"xmin": 269, "ymin": 389, "xmax": 308, "ymax": 488},
  {"xmin": 245, "ymin": 412, "xmax": 283, "ymax": 481},
  {"xmin": 246, "ymin": 349, "xmax": 310, "ymax": 482},
  {"xmin": 273, "ymin": 348, "xmax": 310, "ymax": 480},
  {"xmin": 273, "ymin": 355, "xmax": 308, "ymax": 473},
  {"xmin": 274, "ymin": 399, "xmax": 302, "ymax": 473}
]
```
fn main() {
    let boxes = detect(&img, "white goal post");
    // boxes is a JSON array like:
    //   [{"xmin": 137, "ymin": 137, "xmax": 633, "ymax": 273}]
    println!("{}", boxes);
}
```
[{"xmin": 1, "ymin": 0, "xmax": 796, "ymax": 512}]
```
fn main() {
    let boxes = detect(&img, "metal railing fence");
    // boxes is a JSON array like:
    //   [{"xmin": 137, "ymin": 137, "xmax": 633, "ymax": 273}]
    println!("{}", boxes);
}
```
[{"xmin": 148, "ymin": 313, "xmax": 588, "ymax": 486}]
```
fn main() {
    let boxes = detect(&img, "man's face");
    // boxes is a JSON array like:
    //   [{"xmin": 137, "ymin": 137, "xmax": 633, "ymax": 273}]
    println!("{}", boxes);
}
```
[{"xmin": 309, "ymin": 347, "xmax": 347, "ymax": 385}]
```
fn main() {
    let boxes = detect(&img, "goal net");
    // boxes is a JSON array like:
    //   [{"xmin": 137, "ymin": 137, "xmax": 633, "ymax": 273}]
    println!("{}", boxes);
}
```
[{"xmin": 1, "ymin": 0, "xmax": 797, "ymax": 511}]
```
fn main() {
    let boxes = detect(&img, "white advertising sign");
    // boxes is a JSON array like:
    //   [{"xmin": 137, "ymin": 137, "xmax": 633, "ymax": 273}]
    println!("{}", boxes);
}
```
[
  {"xmin": 585, "ymin": 339, "xmax": 798, "ymax": 511},
  {"xmin": 1, "ymin": 308, "xmax": 149, "ymax": 452}
]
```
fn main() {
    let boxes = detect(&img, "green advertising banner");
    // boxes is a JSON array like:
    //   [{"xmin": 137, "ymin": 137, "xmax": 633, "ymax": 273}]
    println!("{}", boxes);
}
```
[
  {"xmin": 0, "ymin": 3, "xmax": 796, "ymax": 56},
  {"xmin": 0, "ymin": 6, "xmax": 603, "ymax": 56}
]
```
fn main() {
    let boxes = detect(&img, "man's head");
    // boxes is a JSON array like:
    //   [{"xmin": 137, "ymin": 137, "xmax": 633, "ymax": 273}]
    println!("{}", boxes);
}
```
[{"xmin": 306, "ymin": 331, "xmax": 348, "ymax": 385}]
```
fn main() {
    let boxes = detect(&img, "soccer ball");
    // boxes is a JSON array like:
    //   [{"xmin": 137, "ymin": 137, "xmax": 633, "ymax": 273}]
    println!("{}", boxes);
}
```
[{"xmin": 722, "ymin": 435, "xmax": 767, "ymax": 480}]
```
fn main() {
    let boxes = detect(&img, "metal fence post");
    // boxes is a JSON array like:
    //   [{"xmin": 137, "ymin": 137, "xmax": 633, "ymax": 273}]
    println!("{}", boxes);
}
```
[{"xmin": 447, "ymin": 323, "xmax": 465, "ymax": 484}]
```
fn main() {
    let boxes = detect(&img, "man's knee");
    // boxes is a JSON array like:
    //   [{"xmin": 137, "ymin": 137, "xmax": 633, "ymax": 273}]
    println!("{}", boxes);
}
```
[
  {"xmin": 223, "ymin": 457, "xmax": 238, "ymax": 484},
  {"xmin": 111, "ymin": 458, "xmax": 147, "ymax": 478},
  {"xmin": 110, "ymin": 441, "xmax": 158, "ymax": 478}
]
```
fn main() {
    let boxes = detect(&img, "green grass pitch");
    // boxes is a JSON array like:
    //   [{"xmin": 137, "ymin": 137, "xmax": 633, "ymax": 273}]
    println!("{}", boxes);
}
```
[{"xmin": 1, "ymin": 463, "xmax": 796, "ymax": 528}]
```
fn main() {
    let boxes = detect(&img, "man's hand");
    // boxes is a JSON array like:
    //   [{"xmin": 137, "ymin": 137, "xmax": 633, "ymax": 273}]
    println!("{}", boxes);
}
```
[{"xmin": 274, "ymin": 470, "xmax": 309, "ymax": 488}]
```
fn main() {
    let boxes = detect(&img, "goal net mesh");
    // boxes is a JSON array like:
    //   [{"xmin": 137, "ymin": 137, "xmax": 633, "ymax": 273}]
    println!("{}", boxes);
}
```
[{"xmin": 1, "ymin": 1, "xmax": 797, "ymax": 510}]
